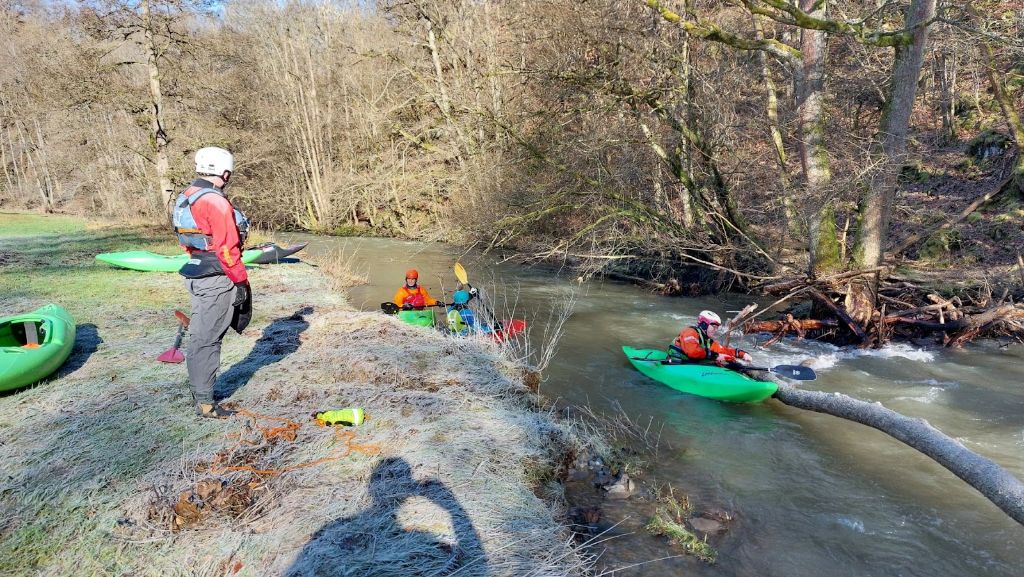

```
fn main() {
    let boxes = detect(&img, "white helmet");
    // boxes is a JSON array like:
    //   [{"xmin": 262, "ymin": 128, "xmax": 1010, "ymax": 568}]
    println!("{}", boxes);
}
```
[
  {"xmin": 697, "ymin": 310, "xmax": 722, "ymax": 326},
  {"xmin": 195, "ymin": 146, "xmax": 234, "ymax": 177}
]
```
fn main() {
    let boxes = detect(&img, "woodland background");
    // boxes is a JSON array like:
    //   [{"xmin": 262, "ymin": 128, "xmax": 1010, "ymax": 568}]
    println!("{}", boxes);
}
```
[{"xmin": 2, "ymin": 0, "xmax": 1022, "ymax": 295}]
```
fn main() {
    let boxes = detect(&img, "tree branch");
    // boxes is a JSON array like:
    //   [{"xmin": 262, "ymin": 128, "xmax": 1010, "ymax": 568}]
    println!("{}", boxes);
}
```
[
  {"xmin": 639, "ymin": 0, "xmax": 801, "ymax": 62},
  {"xmin": 773, "ymin": 383, "xmax": 1024, "ymax": 526}
]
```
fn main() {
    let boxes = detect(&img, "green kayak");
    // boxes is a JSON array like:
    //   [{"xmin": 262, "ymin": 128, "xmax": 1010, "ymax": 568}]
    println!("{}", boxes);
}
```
[
  {"xmin": 398, "ymin": 309, "xmax": 435, "ymax": 327},
  {"xmin": 623, "ymin": 346, "xmax": 777, "ymax": 403},
  {"xmin": 95, "ymin": 248, "xmax": 263, "ymax": 272},
  {"xmin": 0, "ymin": 304, "xmax": 76, "ymax": 392}
]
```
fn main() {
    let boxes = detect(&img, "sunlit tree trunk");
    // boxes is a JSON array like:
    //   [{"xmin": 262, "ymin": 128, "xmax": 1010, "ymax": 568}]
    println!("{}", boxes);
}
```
[
  {"xmin": 774, "ymin": 382, "xmax": 1024, "ymax": 526},
  {"xmin": 753, "ymin": 14, "xmax": 796, "ymax": 241},
  {"xmin": 935, "ymin": 48, "xmax": 957, "ymax": 143},
  {"xmin": 142, "ymin": 0, "xmax": 172, "ymax": 213},
  {"xmin": 983, "ymin": 42, "xmax": 1024, "ymax": 191},
  {"xmin": 423, "ymin": 11, "xmax": 467, "ymax": 170},
  {"xmin": 851, "ymin": 0, "xmax": 937, "ymax": 323}
]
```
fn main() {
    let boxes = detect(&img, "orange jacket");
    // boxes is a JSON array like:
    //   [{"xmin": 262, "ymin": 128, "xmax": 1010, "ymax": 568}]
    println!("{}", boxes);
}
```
[
  {"xmin": 673, "ymin": 326, "xmax": 738, "ymax": 362},
  {"xmin": 393, "ymin": 284, "xmax": 437, "ymax": 307}
]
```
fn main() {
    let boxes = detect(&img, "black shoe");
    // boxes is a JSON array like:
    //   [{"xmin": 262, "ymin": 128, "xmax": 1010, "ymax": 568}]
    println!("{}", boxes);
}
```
[{"xmin": 196, "ymin": 403, "xmax": 237, "ymax": 419}]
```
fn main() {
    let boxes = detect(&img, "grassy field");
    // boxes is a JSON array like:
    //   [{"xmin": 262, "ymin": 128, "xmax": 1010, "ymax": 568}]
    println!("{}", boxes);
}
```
[{"xmin": 0, "ymin": 213, "xmax": 589, "ymax": 576}]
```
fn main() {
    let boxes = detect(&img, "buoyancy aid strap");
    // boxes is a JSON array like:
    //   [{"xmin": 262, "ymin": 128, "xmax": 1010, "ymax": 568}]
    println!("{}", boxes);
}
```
[
  {"xmin": 175, "ymin": 188, "xmax": 226, "ymax": 230},
  {"xmin": 174, "ymin": 187, "xmax": 230, "ymax": 247},
  {"xmin": 690, "ymin": 325, "xmax": 714, "ymax": 358},
  {"xmin": 23, "ymin": 321, "xmax": 39, "ymax": 347},
  {"xmin": 185, "ymin": 187, "xmax": 226, "ymax": 206}
]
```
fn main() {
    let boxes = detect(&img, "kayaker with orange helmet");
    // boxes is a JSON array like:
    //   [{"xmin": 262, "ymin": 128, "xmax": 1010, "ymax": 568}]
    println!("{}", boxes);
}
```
[
  {"xmin": 393, "ymin": 269, "xmax": 439, "ymax": 309},
  {"xmin": 669, "ymin": 310, "xmax": 753, "ymax": 365}
]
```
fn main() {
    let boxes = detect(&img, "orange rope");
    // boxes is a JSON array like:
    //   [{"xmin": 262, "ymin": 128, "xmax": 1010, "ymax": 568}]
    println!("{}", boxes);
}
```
[
  {"xmin": 208, "ymin": 410, "xmax": 382, "ymax": 477},
  {"xmin": 237, "ymin": 409, "xmax": 300, "ymax": 442}
]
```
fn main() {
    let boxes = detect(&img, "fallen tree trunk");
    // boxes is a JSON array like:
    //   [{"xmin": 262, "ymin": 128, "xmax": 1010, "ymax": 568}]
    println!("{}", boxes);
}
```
[
  {"xmin": 745, "ymin": 318, "xmax": 838, "ymax": 332},
  {"xmin": 884, "ymin": 304, "xmax": 1020, "ymax": 332},
  {"xmin": 773, "ymin": 382, "xmax": 1024, "ymax": 526}
]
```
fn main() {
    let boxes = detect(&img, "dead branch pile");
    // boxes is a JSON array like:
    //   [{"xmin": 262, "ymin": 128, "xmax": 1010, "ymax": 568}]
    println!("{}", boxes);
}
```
[{"xmin": 745, "ymin": 268, "xmax": 1024, "ymax": 347}]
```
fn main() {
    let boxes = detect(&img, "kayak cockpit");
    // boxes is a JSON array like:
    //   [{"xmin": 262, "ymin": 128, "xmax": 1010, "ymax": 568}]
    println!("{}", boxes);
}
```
[{"xmin": 0, "ymin": 319, "xmax": 47, "ymax": 349}]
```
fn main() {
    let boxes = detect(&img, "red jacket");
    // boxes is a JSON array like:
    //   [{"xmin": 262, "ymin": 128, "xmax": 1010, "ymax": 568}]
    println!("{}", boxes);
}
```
[
  {"xmin": 181, "ymin": 185, "xmax": 248, "ymax": 284},
  {"xmin": 673, "ymin": 326, "xmax": 739, "ymax": 362}
]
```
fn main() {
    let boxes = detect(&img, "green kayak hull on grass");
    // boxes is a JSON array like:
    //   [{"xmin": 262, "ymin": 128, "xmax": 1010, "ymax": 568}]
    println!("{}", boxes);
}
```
[
  {"xmin": 0, "ymin": 304, "xmax": 76, "ymax": 392},
  {"xmin": 95, "ymin": 248, "xmax": 263, "ymax": 272},
  {"xmin": 623, "ymin": 346, "xmax": 777, "ymax": 403},
  {"xmin": 398, "ymin": 309, "xmax": 435, "ymax": 327}
]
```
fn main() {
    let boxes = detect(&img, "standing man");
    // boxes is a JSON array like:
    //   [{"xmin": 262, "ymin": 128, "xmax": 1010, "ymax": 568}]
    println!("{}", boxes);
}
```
[{"xmin": 172, "ymin": 146, "xmax": 251, "ymax": 418}]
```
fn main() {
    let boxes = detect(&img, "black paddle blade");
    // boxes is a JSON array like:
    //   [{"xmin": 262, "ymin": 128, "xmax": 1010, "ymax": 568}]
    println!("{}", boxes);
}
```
[
  {"xmin": 380, "ymin": 302, "xmax": 399, "ymax": 315},
  {"xmin": 768, "ymin": 364, "xmax": 816, "ymax": 381}
]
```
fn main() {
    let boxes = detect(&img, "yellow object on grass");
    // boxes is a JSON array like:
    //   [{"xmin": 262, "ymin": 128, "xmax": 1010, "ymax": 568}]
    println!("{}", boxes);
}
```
[{"xmin": 314, "ymin": 407, "xmax": 366, "ymax": 426}]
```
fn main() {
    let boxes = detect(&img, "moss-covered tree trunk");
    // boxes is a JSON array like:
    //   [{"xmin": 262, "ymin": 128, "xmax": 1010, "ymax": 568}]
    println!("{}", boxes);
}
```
[
  {"xmin": 851, "ymin": 0, "xmax": 936, "ymax": 325},
  {"xmin": 795, "ymin": 0, "xmax": 837, "ymax": 276}
]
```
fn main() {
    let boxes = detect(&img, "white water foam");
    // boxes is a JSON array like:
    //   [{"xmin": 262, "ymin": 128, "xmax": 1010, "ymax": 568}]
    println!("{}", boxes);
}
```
[
  {"xmin": 893, "ymin": 378, "xmax": 960, "ymax": 389},
  {"xmin": 855, "ymin": 343, "xmax": 936, "ymax": 362},
  {"xmin": 758, "ymin": 341, "xmax": 936, "ymax": 373},
  {"xmin": 836, "ymin": 516, "xmax": 867, "ymax": 533},
  {"xmin": 893, "ymin": 386, "xmax": 945, "ymax": 404}
]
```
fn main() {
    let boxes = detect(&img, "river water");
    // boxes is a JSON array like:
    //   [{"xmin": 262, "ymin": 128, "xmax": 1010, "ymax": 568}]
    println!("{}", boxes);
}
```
[{"xmin": 290, "ymin": 234, "xmax": 1023, "ymax": 576}]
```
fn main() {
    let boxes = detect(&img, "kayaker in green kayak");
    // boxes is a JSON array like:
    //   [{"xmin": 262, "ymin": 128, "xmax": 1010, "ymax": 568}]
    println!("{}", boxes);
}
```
[
  {"xmin": 392, "ymin": 268, "xmax": 441, "ymax": 310},
  {"xmin": 171, "ymin": 146, "xmax": 251, "ymax": 419},
  {"xmin": 670, "ymin": 310, "xmax": 753, "ymax": 366}
]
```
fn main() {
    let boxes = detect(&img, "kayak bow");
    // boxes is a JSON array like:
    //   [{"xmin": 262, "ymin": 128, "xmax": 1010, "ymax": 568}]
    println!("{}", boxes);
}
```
[{"xmin": 0, "ymin": 304, "xmax": 76, "ymax": 392}]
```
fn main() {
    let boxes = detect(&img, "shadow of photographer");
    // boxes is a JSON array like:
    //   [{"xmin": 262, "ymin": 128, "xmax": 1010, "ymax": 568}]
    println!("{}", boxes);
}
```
[{"xmin": 286, "ymin": 457, "xmax": 489, "ymax": 577}]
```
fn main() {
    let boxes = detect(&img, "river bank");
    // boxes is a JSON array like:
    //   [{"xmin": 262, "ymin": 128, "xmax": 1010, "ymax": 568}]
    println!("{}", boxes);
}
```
[{"xmin": 0, "ymin": 214, "xmax": 593, "ymax": 576}]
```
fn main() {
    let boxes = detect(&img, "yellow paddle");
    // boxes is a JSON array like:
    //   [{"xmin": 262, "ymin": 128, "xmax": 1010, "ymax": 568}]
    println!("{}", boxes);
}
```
[{"xmin": 454, "ymin": 262, "xmax": 468, "ymax": 285}]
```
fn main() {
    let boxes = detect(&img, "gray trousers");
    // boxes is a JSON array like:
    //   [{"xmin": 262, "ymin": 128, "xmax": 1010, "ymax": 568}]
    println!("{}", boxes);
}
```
[{"xmin": 185, "ymin": 275, "xmax": 236, "ymax": 404}]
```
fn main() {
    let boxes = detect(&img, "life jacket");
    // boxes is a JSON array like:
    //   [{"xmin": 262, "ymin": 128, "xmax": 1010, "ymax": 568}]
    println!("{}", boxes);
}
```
[
  {"xmin": 172, "ymin": 187, "xmax": 249, "ymax": 251},
  {"xmin": 690, "ymin": 325, "xmax": 712, "ymax": 356},
  {"xmin": 671, "ymin": 325, "xmax": 713, "ymax": 360},
  {"xmin": 397, "ymin": 286, "xmax": 427, "ymax": 308}
]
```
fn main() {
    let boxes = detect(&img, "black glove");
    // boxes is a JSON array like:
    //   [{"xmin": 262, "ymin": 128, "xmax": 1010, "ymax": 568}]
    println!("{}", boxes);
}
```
[
  {"xmin": 436, "ymin": 302, "xmax": 446, "ymax": 307},
  {"xmin": 232, "ymin": 281, "xmax": 250, "ymax": 308},
  {"xmin": 402, "ymin": 303, "xmax": 414, "ymax": 310}
]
